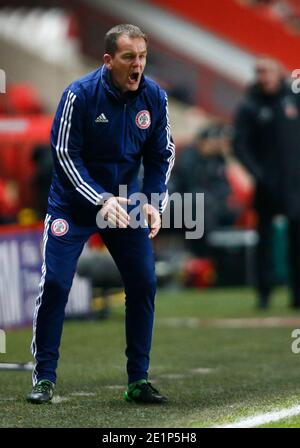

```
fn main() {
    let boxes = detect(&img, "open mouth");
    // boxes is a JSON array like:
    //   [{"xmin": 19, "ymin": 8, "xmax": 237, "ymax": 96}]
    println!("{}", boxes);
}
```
[{"xmin": 129, "ymin": 72, "xmax": 139, "ymax": 83}]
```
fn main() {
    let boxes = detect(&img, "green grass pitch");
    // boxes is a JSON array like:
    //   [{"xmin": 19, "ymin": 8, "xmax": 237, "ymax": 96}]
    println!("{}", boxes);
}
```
[{"xmin": 1, "ymin": 287, "xmax": 300, "ymax": 428}]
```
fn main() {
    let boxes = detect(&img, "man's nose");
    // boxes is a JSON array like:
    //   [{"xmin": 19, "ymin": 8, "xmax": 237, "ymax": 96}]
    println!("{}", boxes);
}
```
[{"xmin": 132, "ymin": 56, "xmax": 141, "ymax": 67}]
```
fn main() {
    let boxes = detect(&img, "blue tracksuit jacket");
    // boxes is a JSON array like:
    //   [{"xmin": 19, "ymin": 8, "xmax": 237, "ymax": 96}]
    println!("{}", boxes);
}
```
[{"xmin": 49, "ymin": 64, "xmax": 175, "ymax": 220}]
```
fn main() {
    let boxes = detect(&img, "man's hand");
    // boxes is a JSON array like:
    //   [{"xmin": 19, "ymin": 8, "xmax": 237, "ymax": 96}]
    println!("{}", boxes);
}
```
[
  {"xmin": 142, "ymin": 203, "xmax": 161, "ymax": 239},
  {"xmin": 100, "ymin": 196, "xmax": 130, "ymax": 228}
]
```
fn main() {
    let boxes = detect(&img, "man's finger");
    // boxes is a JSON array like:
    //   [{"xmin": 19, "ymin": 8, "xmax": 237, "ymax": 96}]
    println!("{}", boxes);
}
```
[
  {"xmin": 115, "ymin": 203, "xmax": 130, "ymax": 222},
  {"xmin": 100, "ymin": 205, "xmax": 110, "ymax": 220},
  {"xmin": 115, "ymin": 209, "xmax": 130, "ymax": 227},
  {"xmin": 105, "ymin": 201, "xmax": 130, "ymax": 222},
  {"xmin": 101, "ymin": 203, "xmax": 129, "ymax": 228},
  {"xmin": 115, "ymin": 197, "xmax": 131, "ymax": 205},
  {"xmin": 150, "ymin": 213, "xmax": 160, "ymax": 228},
  {"xmin": 147, "ymin": 211, "xmax": 161, "ymax": 229},
  {"xmin": 149, "ymin": 225, "xmax": 160, "ymax": 239},
  {"xmin": 108, "ymin": 212, "xmax": 128, "ymax": 228},
  {"xmin": 107, "ymin": 214, "xmax": 118, "ymax": 228}
]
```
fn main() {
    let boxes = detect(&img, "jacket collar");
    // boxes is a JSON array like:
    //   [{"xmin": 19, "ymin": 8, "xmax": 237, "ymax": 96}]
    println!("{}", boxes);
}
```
[{"xmin": 100, "ymin": 64, "xmax": 146, "ymax": 103}]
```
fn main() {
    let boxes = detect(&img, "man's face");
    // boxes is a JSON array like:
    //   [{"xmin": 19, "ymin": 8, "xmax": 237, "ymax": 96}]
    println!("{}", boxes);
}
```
[
  {"xmin": 104, "ymin": 35, "xmax": 147, "ymax": 92},
  {"xmin": 255, "ymin": 58, "xmax": 282, "ymax": 94}
]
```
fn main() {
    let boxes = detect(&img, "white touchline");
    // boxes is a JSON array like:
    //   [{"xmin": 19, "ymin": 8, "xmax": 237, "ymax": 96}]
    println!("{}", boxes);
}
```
[
  {"xmin": 70, "ymin": 392, "xmax": 96, "ymax": 396},
  {"xmin": 160, "ymin": 373, "xmax": 187, "ymax": 379},
  {"xmin": 213, "ymin": 404, "xmax": 300, "ymax": 428},
  {"xmin": 0, "ymin": 362, "xmax": 34, "ymax": 371},
  {"xmin": 52, "ymin": 395, "xmax": 69, "ymax": 404},
  {"xmin": 189, "ymin": 367, "xmax": 214, "ymax": 374},
  {"xmin": 104, "ymin": 385, "xmax": 124, "ymax": 389}
]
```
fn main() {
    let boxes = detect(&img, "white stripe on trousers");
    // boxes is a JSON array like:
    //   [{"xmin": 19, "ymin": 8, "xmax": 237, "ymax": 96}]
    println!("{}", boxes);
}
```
[{"xmin": 31, "ymin": 213, "xmax": 51, "ymax": 385}]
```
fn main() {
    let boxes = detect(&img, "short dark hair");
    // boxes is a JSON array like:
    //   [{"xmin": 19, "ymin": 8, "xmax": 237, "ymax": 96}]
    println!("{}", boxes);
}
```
[{"xmin": 104, "ymin": 24, "xmax": 148, "ymax": 56}]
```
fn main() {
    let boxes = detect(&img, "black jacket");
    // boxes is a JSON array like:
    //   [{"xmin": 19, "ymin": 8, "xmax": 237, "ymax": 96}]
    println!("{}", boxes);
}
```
[
  {"xmin": 174, "ymin": 146, "xmax": 235, "ymax": 232},
  {"xmin": 234, "ymin": 80, "xmax": 300, "ymax": 218}
]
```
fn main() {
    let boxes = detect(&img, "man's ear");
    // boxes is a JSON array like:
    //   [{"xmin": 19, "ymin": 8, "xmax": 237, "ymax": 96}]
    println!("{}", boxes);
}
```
[{"xmin": 103, "ymin": 53, "xmax": 113, "ymax": 70}]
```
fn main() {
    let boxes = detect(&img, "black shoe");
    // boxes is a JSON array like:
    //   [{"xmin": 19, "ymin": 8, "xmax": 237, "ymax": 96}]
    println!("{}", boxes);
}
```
[
  {"xmin": 26, "ymin": 379, "xmax": 55, "ymax": 404},
  {"xmin": 124, "ymin": 380, "xmax": 167, "ymax": 404}
]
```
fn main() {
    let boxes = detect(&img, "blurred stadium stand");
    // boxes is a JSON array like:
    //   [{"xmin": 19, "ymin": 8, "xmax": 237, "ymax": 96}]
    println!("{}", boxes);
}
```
[{"xmin": 150, "ymin": 0, "xmax": 300, "ymax": 69}]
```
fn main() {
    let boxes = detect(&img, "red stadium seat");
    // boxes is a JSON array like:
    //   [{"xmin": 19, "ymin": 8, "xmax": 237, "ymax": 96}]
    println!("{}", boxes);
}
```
[{"xmin": 5, "ymin": 84, "xmax": 43, "ymax": 115}]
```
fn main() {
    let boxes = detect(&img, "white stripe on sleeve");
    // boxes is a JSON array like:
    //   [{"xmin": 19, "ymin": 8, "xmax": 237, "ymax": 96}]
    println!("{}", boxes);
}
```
[
  {"xmin": 160, "ymin": 94, "xmax": 175, "ymax": 213},
  {"xmin": 56, "ymin": 90, "xmax": 103, "ymax": 205}
]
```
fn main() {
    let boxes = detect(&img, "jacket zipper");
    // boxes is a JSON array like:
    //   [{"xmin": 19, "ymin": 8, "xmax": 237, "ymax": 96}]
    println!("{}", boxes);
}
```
[
  {"xmin": 114, "ymin": 102, "xmax": 127, "ymax": 192},
  {"xmin": 122, "ymin": 102, "xmax": 127, "ymax": 155}
]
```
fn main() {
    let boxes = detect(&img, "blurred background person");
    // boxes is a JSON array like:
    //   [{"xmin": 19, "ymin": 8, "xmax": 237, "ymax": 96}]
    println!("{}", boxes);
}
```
[
  {"xmin": 174, "ymin": 123, "xmax": 242, "ymax": 257},
  {"xmin": 234, "ymin": 56, "xmax": 300, "ymax": 309}
]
